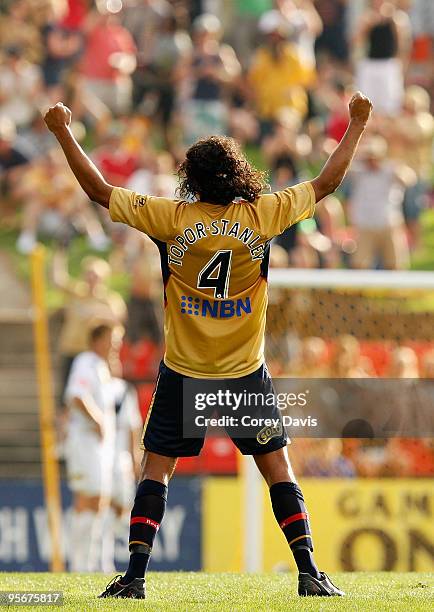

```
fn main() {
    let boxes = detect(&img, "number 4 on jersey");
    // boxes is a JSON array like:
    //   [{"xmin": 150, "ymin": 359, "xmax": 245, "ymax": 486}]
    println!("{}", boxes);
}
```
[{"xmin": 197, "ymin": 250, "xmax": 232, "ymax": 299}]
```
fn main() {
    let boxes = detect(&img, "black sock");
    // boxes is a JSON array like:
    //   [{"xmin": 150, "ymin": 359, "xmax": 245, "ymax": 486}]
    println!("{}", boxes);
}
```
[
  {"xmin": 122, "ymin": 479, "xmax": 167, "ymax": 584},
  {"xmin": 269, "ymin": 481, "xmax": 321, "ymax": 579}
]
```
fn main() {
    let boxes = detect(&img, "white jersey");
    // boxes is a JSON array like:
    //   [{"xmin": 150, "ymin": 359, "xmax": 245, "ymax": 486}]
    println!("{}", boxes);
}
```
[
  {"xmin": 64, "ymin": 351, "xmax": 116, "ymax": 449},
  {"xmin": 64, "ymin": 351, "xmax": 116, "ymax": 496}
]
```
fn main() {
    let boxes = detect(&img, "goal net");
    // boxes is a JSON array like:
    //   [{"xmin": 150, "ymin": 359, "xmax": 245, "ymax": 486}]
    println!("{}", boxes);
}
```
[
  {"xmin": 267, "ymin": 268, "xmax": 434, "ymax": 371},
  {"xmin": 266, "ymin": 267, "xmax": 434, "ymax": 439}
]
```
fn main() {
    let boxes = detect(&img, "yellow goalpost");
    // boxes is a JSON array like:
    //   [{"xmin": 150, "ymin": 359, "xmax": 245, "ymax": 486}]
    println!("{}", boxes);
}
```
[{"xmin": 30, "ymin": 246, "xmax": 64, "ymax": 572}]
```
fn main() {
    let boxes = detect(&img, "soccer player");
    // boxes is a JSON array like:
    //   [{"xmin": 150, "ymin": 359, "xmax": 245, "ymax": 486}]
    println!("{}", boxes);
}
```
[
  {"xmin": 64, "ymin": 324, "xmax": 118, "ymax": 572},
  {"xmin": 45, "ymin": 91, "xmax": 372, "ymax": 597}
]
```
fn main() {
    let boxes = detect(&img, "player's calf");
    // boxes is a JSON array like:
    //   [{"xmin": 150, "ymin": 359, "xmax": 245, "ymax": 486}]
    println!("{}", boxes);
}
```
[
  {"xmin": 124, "ymin": 479, "xmax": 167, "ymax": 582},
  {"xmin": 255, "ymin": 448, "xmax": 344, "ymax": 596},
  {"xmin": 98, "ymin": 478, "xmax": 166, "ymax": 599},
  {"xmin": 98, "ymin": 452, "xmax": 176, "ymax": 599},
  {"xmin": 270, "ymin": 481, "xmax": 344, "ymax": 596},
  {"xmin": 270, "ymin": 481, "xmax": 321, "ymax": 579}
]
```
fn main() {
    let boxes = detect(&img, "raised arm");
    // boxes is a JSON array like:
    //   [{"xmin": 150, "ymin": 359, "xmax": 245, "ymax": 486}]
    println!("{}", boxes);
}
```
[
  {"xmin": 310, "ymin": 92, "xmax": 372, "ymax": 203},
  {"xmin": 43, "ymin": 103, "xmax": 113, "ymax": 208}
]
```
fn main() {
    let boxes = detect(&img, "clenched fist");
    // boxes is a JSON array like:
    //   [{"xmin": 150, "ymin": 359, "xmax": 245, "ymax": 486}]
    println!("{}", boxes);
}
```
[
  {"xmin": 349, "ymin": 92, "xmax": 373, "ymax": 126},
  {"xmin": 44, "ymin": 102, "xmax": 72, "ymax": 133}
]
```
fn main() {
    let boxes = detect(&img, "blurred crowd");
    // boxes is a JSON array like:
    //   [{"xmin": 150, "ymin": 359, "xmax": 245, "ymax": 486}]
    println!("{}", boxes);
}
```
[
  {"xmin": 0, "ymin": 0, "xmax": 433, "ymax": 479},
  {"xmin": 0, "ymin": 0, "xmax": 433, "ymax": 261}
]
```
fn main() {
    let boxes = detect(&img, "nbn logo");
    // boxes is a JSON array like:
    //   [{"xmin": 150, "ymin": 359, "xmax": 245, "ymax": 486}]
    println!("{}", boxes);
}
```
[{"xmin": 181, "ymin": 296, "xmax": 251, "ymax": 318}]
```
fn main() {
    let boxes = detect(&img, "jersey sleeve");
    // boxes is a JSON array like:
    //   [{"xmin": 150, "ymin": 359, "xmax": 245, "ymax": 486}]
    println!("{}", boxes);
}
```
[
  {"xmin": 255, "ymin": 181, "xmax": 316, "ymax": 239},
  {"xmin": 109, "ymin": 186, "xmax": 177, "ymax": 241},
  {"xmin": 64, "ymin": 354, "xmax": 96, "ymax": 404}
]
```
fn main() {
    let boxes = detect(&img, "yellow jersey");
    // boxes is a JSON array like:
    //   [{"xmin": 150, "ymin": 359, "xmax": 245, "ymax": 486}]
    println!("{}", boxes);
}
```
[
  {"xmin": 248, "ymin": 43, "xmax": 314, "ymax": 120},
  {"xmin": 109, "ymin": 182, "xmax": 315, "ymax": 378}
]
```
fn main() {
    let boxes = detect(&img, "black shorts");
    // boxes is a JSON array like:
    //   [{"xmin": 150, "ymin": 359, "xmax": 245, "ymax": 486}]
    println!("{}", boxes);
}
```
[{"xmin": 142, "ymin": 361, "xmax": 288, "ymax": 457}]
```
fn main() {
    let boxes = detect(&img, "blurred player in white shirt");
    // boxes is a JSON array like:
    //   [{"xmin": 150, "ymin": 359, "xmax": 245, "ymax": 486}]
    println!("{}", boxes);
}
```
[
  {"xmin": 64, "ymin": 323, "xmax": 120, "ymax": 572},
  {"xmin": 101, "ymin": 378, "xmax": 142, "ymax": 572}
]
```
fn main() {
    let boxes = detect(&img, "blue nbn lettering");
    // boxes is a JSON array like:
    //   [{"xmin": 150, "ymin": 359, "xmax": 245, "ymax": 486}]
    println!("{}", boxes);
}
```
[{"xmin": 180, "ymin": 296, "xmax": 251, "ymax": 318}]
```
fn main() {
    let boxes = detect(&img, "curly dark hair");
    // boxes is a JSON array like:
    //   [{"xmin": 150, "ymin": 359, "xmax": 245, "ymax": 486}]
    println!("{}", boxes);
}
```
[{"xmin": 177, "ymin": 136, "xmax": 268, "ymax": 205}]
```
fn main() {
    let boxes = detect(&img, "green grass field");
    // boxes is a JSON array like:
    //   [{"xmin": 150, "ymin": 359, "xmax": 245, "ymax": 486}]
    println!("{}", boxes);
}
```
[{"xmin": 1, "ymin": 572, "xmax": 433, "ymax": 611}]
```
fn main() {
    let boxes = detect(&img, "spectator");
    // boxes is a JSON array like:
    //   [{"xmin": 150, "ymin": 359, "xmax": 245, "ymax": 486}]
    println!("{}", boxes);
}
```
[
  {"xmin": 387, "ymin": 346, "xmax": 419, "ymax": 378},
  {"xmin": 122, "ymin": 0, "xmax": 171, "ymax": 66},
  {"xmin": 317, "ymin": 79, "xmax": 352, "ymax": 143},
  {"xmin": 93, "ymin": 122, "xmax": 139, "ymax": 187},
  {"xmin": 354, "ymin": 0, "xmax": 412, "ymax": 115},
  {"xmin": 314, "ymin": 0, "xmax": 349, "ymax": 64},
  {"xmin": 329, "ymin": 335, "xmax": 374, "ymax": 378},
  {"xmin": 348, "ymin": 136, "xmax": 415, "ymax": 270},
  {"xmin": 179, "ymin": 13, "xmax": 241, "ymax": 145},
  {"xmin": 0, "ymin": 0, "xmax": 43, "ymax": 64},
  {"xmin": 277, "ymin": 0, "xmax": 323, "ymax": 79},
  {"xmin": 388, "ymin": 86, "xmax": 434, "ymax": 249},
  {"xmin": 289, "ymin": 336, "xmax": 329, "ymax": 376},
  {"xmin": 0, "ymin": 45, "xmax": 42, "ymax": 129},
  {"xmin": 0, "ymin": 117, "xmax": 30, "ymax": 198},
  {"xmin": 409, "ymin": 0, "xmax": 434, "ymax": 86},
  {"xmin": 248, "ymin": 9, "xmax": 313, "ymax": 131},
  {"xmin": 263, "ymin": 108, "xmax": 304, "ymax": 176},
  {"xmin": 39, "ymin": 0, "xmax": 83, "ymax": 99},
  {"xmin": 80, "ymin": 5, "xmax": 137, "ymax": 115},
  {"xmin": 232, "ymin": 0, "xmax": 273, "ymax": 65},
  {"xmin": 59, "ymin": 0, "xmax": 89, "ymax": 31},
  {"xmin": 132, "ymin": 13, "xmax": 192, "ymax": 147}
]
